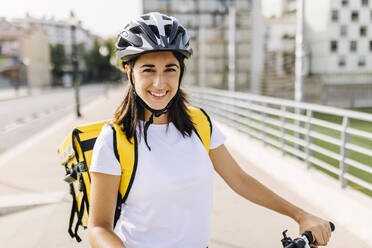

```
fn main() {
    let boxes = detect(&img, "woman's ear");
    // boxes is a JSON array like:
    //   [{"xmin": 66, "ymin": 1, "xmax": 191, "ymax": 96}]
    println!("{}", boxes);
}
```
[{"xmin": 124, "ymin": 64, "xmax": 131, "ymax": 78}]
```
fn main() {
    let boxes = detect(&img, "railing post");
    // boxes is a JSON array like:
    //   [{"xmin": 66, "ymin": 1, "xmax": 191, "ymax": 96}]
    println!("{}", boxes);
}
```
[
  {"xmin": 280, "ymin": 105, "xmax": 287, "ymax": 155},
  {"xmin": 230, "ymin": 94, "xmax": 238, "ymax": 129},
  {"xmin": 227, "ymin": 94, "xmax": 234, "ymax": 125},
  {"xmin": 262, "ymin": 102, "xmax": 267, "ymax": 146},
  {"xmin": 340, "ymin": 116, "xmax": 350, "ymax": 188},
  {"xmin": 247, "ymin": 101, "xmax": 252, "ymax": 138},
  {"xmin": 295, "ymin": 106, "xmax": 305, "ymax": 160},
  {"xmin": 235, "ymin": 97, "xmax": 244, "ymax": 132},
  {"xmin": 305, "ymin": 109, "xmax": 313, "ymax": 169}
]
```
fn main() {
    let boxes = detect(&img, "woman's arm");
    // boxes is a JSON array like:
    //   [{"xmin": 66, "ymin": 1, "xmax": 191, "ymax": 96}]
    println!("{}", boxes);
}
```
[
  {"xmin": 87, "ymin": 172, "xmax": 126, "ymax": 248},
  {"xmin": 209, "ymin": 144, "xmax": 332, "ymax": 247}
]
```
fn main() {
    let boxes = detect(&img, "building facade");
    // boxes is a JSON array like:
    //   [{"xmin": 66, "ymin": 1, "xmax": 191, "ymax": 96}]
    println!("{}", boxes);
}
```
[
  {"xmin": 262, "ymin": 0, "xmax": 296, "ymax": 100},
  {"xmin": 13, "ymin": 14, "xmax": 94, "ymax": 58},
  {"xmin": 13, "ymin": 14, "xmax": 95, "ymax": 86},
  {"xmin": 0, "ymin": 18, "xmax": 51, "ymax": 87},
  {"xmin": 305, "ymin": 0, "xmax": 372, "ymax": 107},
  {"xmin": 142, "ymin": 0, "xmax": 254, "ymax": 91}
]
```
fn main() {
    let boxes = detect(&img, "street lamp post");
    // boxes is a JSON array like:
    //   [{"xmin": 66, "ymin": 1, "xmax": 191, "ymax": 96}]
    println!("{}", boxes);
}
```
[{"xmin": 69, "ymin": 12, "xmax": 81, "ymax": 118}]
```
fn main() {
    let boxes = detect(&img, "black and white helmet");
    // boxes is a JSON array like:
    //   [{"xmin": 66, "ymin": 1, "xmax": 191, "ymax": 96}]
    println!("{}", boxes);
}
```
[{"xmin": 116, "ymin": 12, "xmax": 193, "ymax": 64}]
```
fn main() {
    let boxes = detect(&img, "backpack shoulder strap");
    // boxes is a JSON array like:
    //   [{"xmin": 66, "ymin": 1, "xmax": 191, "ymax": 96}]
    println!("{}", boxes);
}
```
[
  {"xmin": 109, "ymin": 122, "xmax": 138, "ymax": 203},
  {"xmin": 187, "ymin": 106, "xmax": 212, "ymax": 154}
]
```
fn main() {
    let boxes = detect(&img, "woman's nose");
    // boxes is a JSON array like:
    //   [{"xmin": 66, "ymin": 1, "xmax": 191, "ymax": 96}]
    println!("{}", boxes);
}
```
[{"xmin": 153, "ymin": 74, "xmax": 165, "ymax": 87}]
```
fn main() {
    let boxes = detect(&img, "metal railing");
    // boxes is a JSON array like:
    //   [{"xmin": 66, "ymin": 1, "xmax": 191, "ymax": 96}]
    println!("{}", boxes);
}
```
[{"xmin": 187, "ymin": 86, "xmax": 372, "ymax": 192}]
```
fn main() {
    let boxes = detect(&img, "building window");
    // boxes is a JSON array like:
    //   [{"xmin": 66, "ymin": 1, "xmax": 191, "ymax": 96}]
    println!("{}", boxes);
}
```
[
  {"xmin": 362, "ymin": 0, "xmax": 369, "ymax": 6},
  {"xmin": 340, "ymin": 25, "xmax": 348, "ymax": 36},
  {"xmin": 351, "ymin": 11, "xmax": 359, "ymax": 22},
  {"xmin": 350, "ymin": 41, "xmax": 357, "ymax": 52},
  {"xmin": 338, "ymin": 56, "xmax": 346, "ymax": 67},
  {"xmin": 332, "ymin": 10, "xmax": 339, "ymax": 22},
  {"xmin": 342, "ymin": 0, "xmax": 349, "ymax": 6},
  {"xmin": 330, "ymin": 41, "xmax": 338, "ymax": 52},
  {"xmin": 358, "ymin": 56, "xmax": 366, "ymax": 67},
  {"xmin": 360, "ymin": 26, "xmax": 367, "ymax": 37}
]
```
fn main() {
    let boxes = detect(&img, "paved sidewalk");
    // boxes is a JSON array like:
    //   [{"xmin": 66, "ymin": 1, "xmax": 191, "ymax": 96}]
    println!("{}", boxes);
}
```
[
  {"xmin": 0, "ymin": 87, "xmax": 32, "ymax": 101},
  {"xmin": 0, "ymin": 86, "xmax": 121, "ymax": 248},
  {"xmin": 0, "ymin": 84, "xmax": 370, "ymax": 247}
]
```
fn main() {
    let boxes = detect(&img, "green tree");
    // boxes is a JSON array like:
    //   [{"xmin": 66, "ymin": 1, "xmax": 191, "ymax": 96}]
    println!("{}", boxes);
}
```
[
  {"xmin": 50, "ymin": 44, "xmax": 67, "ymax": 86},
  {"xmin": 84, "ymin": 38, "xmax": 121, "ymax": 82}
]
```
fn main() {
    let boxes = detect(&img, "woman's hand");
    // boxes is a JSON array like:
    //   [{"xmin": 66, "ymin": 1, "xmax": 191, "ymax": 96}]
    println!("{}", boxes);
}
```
[{"xmin": 297, "ymin": 211, "xmax": 332, "ymax": 247}]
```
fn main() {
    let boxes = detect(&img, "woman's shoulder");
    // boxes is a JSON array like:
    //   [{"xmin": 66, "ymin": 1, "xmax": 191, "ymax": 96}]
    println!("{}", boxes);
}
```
[
  {"xmin": 96, "ymin": 123, "xmax": 115, "ymax": 143},
  {"xmin": 186, "ymin": 105, "xmax": 202, "ymax": 111},
  {"xmin": 186, "ymin": 105, "xmax": 210, "ymax": 117}
]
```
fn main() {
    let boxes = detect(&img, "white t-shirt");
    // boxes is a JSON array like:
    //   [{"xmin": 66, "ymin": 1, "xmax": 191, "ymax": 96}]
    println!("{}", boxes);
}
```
[{"xmin": 90, "ymin": 118, "xmax": 226, "ymax": 248}]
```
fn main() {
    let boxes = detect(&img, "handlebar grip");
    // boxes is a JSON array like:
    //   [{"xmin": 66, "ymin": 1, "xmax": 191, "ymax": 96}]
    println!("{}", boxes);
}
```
[
  {"xmin": 304, "ymin": 222, "xmax": 336, "ymax": 244},
  {"xmin": 330, "ymin": 222, "xmax": 335, "ymax": 232}
]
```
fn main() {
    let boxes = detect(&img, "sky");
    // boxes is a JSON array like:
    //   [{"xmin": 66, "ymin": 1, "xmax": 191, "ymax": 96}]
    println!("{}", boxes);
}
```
[
  {"xmin": 1, "ymin": 0, "xmax": 280, "ymax": 39},
  {"xmin": 1, "ymin": 0, "xmax": 142, "ymax": 38}
]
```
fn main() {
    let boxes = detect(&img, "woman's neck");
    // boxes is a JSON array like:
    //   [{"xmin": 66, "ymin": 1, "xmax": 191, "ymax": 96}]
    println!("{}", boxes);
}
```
[{"xmin": 144, "ymin": 109, "xmax": 169, "ymax": 124}]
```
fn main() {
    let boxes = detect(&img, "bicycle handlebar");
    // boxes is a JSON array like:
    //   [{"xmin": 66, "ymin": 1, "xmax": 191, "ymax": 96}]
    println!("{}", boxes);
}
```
[
  {"xmin": 281, "ymin": 222, "xmax": 335, "ymax": 248},
  {"xmin": 303, "ymin": 222, "xmax": 335, "ymax": 244}
]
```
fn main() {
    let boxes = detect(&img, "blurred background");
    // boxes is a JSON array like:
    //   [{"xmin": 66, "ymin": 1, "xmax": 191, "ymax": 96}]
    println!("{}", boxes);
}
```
[{"xmin": 1, "ymin": 0, "xmax": 371, "ymax": 107}]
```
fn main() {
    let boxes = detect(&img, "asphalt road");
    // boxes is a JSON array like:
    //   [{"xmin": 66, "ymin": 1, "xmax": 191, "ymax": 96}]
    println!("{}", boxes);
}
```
[{"xmin": 0, "ymin": 83, "xmax": 112, "ymax": 153}]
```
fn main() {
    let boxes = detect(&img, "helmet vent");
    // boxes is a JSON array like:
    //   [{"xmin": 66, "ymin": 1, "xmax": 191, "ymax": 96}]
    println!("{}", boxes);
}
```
[
  {"xmin": 178, "ymin": 26, "xmax": 185, "ymax": 35},
  {"xmin": 130, "ymin": 26, "xmax": 142, "ymax": 34},
  {"xmin": 117, "ymin": 38, "xmax": 130, "ymax": 48},
  {"xmin": 162, "ymin": 15, "xmax": 171, "ymax": 21},
  {"xmin": 141, "ymin": 15, "xmax": 150, "ymax": 20},
  {"xmin": 149, "ymin": 25, "xmax": 160, "ymax": 38},
  {"xmin": 164, "ymin": 24, "xmax": 172, "ymax": 37}
]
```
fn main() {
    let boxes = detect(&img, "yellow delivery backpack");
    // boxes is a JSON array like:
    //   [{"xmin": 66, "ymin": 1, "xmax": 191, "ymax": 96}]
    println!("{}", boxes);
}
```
[{"xmin": 57, "ymin": 107, "xmax": 213, "ymax": 242}]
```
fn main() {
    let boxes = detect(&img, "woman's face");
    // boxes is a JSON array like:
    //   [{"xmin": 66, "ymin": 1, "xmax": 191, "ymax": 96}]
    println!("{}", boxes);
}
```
[{"xmin": 126, "ymin": 51, "xmax": 181, "ymax": 111}]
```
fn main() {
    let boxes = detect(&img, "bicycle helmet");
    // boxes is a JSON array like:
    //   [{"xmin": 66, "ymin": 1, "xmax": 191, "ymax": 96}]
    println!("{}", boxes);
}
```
[
  {"xmin": 115, "ymin": 12, "xmax": 193, "ymax": 151},
  {"xmin": 116, "ymin": 12, "xmax": 193, "ymax": 63}
]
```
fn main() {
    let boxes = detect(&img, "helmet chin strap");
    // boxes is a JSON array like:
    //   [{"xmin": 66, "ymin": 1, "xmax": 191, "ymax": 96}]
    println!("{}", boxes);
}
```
[{"xmin": 129, "ymin": 71, "xmax": 181, "ymax": 151}]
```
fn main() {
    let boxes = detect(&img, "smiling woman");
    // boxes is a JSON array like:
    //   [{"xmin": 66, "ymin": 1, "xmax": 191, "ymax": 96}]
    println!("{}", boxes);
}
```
[{"xmin": 87, "ymin": 12, "xmax": 333, "ymax": 248}]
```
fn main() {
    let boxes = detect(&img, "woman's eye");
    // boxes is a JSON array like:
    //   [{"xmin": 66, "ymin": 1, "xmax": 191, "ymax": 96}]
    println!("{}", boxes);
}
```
[
  {"xmin": 166, "ymin": 68, "xmax": 176, "ymax": 72},
  {"xmin": 143, "ymin": 69, "xmax": 154, "ymax": 72}
]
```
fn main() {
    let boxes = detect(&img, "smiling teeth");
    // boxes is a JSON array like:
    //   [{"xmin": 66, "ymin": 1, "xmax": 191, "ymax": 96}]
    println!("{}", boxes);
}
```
[{"xmin": 150, "ymin": 91, "xmax": 166, "ymax": 97}]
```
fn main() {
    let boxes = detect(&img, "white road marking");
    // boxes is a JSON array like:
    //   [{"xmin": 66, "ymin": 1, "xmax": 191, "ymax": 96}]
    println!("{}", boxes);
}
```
[
  {"xmin": 0, "ymin": 95, "xmax": 106, "ymax": 168},
  {"xmin": 0, "ymin": 96, "xmax": 97, "ymax": 135}
]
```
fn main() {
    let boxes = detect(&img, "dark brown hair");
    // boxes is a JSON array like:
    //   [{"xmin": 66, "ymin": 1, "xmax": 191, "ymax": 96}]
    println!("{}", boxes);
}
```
[{"xmin": 113, "ymin": 51, "xmax": 195, "ymax": 143}]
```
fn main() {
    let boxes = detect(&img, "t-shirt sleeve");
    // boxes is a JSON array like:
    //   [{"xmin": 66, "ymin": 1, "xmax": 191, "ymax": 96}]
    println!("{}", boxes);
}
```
[
  {"xmin": 209, "ymin": 119, "xmax": 226, "ymax": 149},
  {"xmin": 90, "ymin": 124, "xmax": 122, "ymax": 175}
]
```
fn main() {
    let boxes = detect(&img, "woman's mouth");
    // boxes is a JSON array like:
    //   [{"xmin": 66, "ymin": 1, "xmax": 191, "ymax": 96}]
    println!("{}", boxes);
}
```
[{"xmin": 148, "ymin": 90, "xmax": 168, "ymax": 99}]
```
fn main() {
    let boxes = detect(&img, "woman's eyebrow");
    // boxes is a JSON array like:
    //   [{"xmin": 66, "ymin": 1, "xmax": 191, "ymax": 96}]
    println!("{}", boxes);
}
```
[
  {"xmin": 140, "ymin": 64, "xmax": 155, "ymax": 68},
  {"xmin": 166, "ymin": 64, "xmax": 179, "ymax": 68}
]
